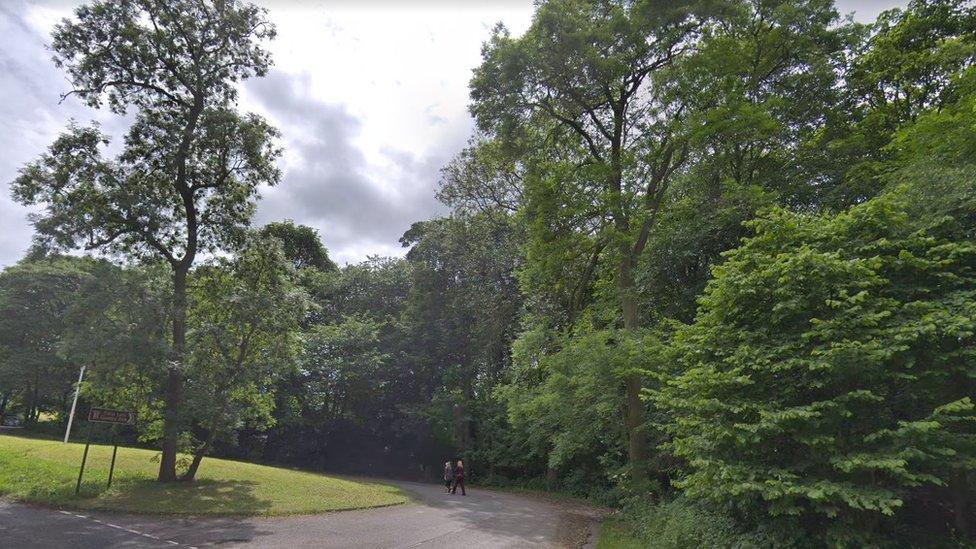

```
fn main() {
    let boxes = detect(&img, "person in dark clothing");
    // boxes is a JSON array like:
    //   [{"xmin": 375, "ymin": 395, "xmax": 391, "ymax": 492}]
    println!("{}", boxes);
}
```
[
  {"xmin": 443, "ymin": 461, "xmax": 454, "ymax": 493},
  {"xmin": 451, "ymin": 460, "xmax": 466, "ymax": 496}
]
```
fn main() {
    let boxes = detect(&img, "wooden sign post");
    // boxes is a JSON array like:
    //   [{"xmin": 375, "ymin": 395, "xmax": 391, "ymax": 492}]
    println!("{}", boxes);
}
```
[{"xmin": 75, "ymin": 408, "xmax": 136, "ymax": 495}]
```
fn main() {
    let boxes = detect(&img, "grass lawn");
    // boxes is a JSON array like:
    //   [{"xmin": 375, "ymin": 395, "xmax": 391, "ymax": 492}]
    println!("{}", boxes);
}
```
[
  {"xmin": 596, "ymin": 516, "xmax": 644, "ymax": 549},
  {"xmin": 0, "ymin": 433, "xmax": 407, "ymax": 515}
]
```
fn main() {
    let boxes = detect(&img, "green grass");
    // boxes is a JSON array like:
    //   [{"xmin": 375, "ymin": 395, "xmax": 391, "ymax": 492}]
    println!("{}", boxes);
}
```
[
  {"xmin": 597, "ymin": 516, "xmax": 645, "ymax": 549},
  {"xmin": 0, "ymin": 433, "xmax": 407, "ymax": 515}
]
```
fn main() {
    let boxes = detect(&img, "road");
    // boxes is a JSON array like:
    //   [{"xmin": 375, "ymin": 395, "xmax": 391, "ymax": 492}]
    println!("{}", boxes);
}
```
[{"xmin": 0, "ymin": 480, "xmax": 604, "ymax": 548}]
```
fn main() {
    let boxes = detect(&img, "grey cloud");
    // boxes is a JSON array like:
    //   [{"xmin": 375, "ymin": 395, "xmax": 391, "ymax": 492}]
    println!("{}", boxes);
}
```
[
  {"xmin": 246, "ymin": 70, "xmax": 452, "ymax": 265},
  {"xmin": 0, "ymin": 1, "xmax": 142, "ymax": 269},
  {"xmin": 0, "ymin": 1, "xmax": 126, "ymax": 267},
  {"xmin": 0, "ymin": 3, "xmax": 455, "ymax": 269},
  {"xmin": 0, "ymin": 2, "xmax": 56, "ymax": 267}
]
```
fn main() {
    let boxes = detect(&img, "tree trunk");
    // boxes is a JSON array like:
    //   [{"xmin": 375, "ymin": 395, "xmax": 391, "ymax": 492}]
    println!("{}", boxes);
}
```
[
  {"xmin": 950, "ymin": 469, "xmax": 972, "ymax": 538},
  {"xmin": 182, "ymin": 408, "xmax": 225, "ymax": 482},
  {"xmin": 24, "ymin": 383, "xmax": 37, "ymax": 426},
  {"xmin": 0, "ymin": 392, "xmax": 8, "ymax": 424},
  {"xmin": 618, "ymin": 253, "xmax": 648, "ymax": 480},
  {"xmin": 452, "ymin": 404, "xmax": 470, "ymax": 452},
  {"xmin": 606, "ymin": 103, "xmax": 649, "ymax": 480},
  {"xmin": 157, "ymin": 89, "xmax": 202, "ymax": 482},
  {"xmin": 182, "ymin": 449, "xmax": 206, "ymax": 482},
  {"xmin": 158, "ymin": 267, "xmax": 188, "ymax": 482}
]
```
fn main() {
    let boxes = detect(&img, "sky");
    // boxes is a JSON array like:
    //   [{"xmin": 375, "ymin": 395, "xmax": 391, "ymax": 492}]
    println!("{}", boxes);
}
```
[{"xmin": 0, "ymin": 0, "xmax": 905, "ymax": 268}]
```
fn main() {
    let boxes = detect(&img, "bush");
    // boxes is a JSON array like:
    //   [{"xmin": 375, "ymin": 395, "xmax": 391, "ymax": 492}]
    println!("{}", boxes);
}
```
[
  {"xmin": 657, "ymin": 178, "xmax": 976, "ymax": 545},
  {"xmin": 621, "ymin": 498, "xmax": 772, "ymax": 549}
]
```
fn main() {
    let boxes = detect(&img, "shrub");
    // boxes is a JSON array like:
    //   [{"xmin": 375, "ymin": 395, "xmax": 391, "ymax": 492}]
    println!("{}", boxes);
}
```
[
  {"xmin": 657, "ymin": 179, "xmax": 976, "ymax": 545},
  {"xmin": 622, "ymin": 498, "xmax": 773, "ymax": 549}
]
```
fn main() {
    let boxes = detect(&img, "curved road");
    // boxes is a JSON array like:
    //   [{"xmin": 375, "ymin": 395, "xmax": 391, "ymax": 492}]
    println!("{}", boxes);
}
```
[{"xmin": 0, "ymin": 481, "xmax": 604, "ymax": 548}]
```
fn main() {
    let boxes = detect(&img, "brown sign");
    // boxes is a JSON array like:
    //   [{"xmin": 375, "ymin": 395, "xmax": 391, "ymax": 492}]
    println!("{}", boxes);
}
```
[{"xmin": 87, "ymin": 408, "xmax": 135, "ymax": 425}]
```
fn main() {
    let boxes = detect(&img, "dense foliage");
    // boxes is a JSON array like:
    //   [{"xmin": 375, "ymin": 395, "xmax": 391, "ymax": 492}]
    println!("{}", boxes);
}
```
[
  {"xmin": 2, "ymin": 0, "xmax": 974, "ymax": 546},
  {"xmin": 661, "ymin": 178, "xmax": 976, "ymax": 544}
]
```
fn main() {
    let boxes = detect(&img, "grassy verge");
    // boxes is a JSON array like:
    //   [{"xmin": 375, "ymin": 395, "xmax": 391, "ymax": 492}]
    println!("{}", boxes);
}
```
[
  {"xmin": 596, "ymin": 515, "xmax": 644, "ymax": 549},
  {"xmin": 476, "ymin": 483, "xmax": 602, "ymax": 508},
  {"xmin": 0, "ymin": 433, "xmax": 407, "ymax": 515}
]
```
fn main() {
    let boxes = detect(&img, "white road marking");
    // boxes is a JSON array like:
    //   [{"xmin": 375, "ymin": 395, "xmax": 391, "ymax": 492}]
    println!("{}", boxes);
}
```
[{"xmin": 56, "ymin": 508, "xmax": 190, "ymax": 547}]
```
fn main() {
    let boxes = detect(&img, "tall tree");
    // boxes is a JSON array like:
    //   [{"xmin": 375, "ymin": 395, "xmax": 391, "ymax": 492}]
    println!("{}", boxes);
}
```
[
  {"xmin": 636, "ymin": 0, "xmax": 850, "ymax": 325},
  {"xmin": 181, "ymin": 235, "xmax": 307, "ymax": 480},
  {"xmin": 469, "ymin": 0, "xmax": 846, "ymax": 478},
  {"xmin": 471, "ymin": 0, "xmax": 707, "ymax": 476},
  {"xmin": 11, "ymin": 0, "xmax": 280, "ymax": 481},
  {"xmin": 299, "ymin": 315, "xmax": 387, "ymax": 430},
  {"xmin": 260, "ymin": 220, "xmax": 338, "ymax": 272},
  {"xmin": 811, "ymin": 0, "xmax": 976, "ymax": 208},
  {"xmin": 400, "ymin": 214, "xmax": 523, "ymax": 461},
  {"xmin": 260, "ymin": 257, "xmax": 416, "ymax": 472},
  {"xmin": 438, "ymin": 135, "xmax": 526, "ymax": 217},
  {"xmin": 62, "ymin": 262, "xmax": 172, "ymax": 442},
  {"xmin": 0, "ymin": 257, "xmax": 95, "ymax": 426}
]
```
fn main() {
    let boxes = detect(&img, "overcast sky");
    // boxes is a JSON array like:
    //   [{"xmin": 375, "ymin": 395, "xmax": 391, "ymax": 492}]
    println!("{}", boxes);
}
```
[{"xmin": 0, "ymin": 0, "xmax": 904, "ymax": 268}]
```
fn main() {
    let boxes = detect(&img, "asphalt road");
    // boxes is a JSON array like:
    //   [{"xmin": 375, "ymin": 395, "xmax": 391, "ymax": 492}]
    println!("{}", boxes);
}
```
[{"xmin": 0, "ymin": 480, "xmax": 604, "ymax": 548}]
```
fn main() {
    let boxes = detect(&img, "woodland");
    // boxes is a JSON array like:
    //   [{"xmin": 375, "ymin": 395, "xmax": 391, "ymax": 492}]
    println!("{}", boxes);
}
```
[{"xmin": 1, "ymin": 0, "xmax": 974, "ymax": 546}]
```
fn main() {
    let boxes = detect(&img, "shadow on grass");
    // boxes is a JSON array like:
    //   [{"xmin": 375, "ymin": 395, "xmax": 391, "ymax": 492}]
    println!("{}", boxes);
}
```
[{"xmin": 85, "ymin": 477, "xmax": 274, "ymax": 515}]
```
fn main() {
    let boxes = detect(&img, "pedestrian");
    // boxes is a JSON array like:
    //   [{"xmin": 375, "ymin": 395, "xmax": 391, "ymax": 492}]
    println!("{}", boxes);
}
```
[
  {"xmin": 451, "ymin": 459, "xmax": 466, "ymax": 496},
  {"xmin": 443, "ymin": 460, "xmax": 454, "ymax": 493}
]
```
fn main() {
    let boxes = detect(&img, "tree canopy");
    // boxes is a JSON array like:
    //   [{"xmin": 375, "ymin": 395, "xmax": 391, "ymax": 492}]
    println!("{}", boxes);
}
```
[
  {"xmin": 2, "ymin": 0, "xmax": 974, "ymax": 545},
  {"xmin": 11, "ymin": 0, "xmax": 280, "ymax": 481}
]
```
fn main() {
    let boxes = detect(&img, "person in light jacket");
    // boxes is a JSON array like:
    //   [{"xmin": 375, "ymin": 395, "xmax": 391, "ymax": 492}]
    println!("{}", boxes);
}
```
[{"xmin": 443, "ymin": 461, "xmax": 454, "ymax": 493}]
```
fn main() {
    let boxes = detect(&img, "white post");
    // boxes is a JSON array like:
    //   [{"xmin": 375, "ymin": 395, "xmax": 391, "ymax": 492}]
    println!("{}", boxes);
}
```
[{"xmin": 63, "ymin": 365, "xmax": 86, "ymax": 444}]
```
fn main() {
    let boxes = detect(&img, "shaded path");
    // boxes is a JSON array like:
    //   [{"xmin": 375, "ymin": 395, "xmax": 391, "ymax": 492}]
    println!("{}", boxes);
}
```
[{"xmin": 0, "ymin": 481, "xmax": 604, "ymax": 548}]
